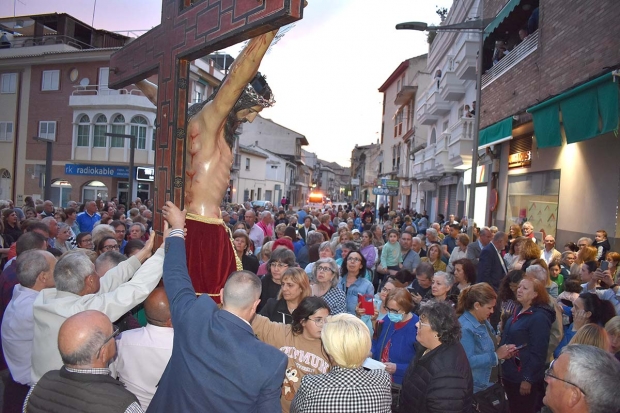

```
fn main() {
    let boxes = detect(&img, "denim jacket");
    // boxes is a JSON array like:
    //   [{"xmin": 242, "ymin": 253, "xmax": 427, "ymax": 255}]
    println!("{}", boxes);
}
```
[
  {"xmin": 338, "ymin": 276, "xmax": 374, "ymax": 315},
  {"xmin": 459, "ymin": 311, "xmax": 498, "ymax": 393}
]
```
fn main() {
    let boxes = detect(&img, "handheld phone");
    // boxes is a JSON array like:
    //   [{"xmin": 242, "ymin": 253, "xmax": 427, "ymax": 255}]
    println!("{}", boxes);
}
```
[
  {"xmin": 514, "ymin": 343, "xmax": 528, "ymax": 350},
  {"xmin": 600, "ymin": 261, "xmax": 609, "ymax": 272},
  {"xmin": 358, "ymin": 294, "xmax": 375, "ymax": 314},
  {"xmin": 407, "ymin": 287, "xmax": 420, "ymax": 296}
]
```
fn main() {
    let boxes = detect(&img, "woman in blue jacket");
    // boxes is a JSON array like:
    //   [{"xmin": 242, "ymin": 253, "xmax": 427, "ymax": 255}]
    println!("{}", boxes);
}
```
[
  {"xmin": 338, "ymin": 250, "xmax": 374, "ymax": 314},
  {"xmin": 499, "ymin": 276, "xmax": 554, "ymax": 413},
  {"xmin": 458, "ymin": 283, "xmax": 516, "ymax": 393},
  {"xmin": 371, "ymin": 288, "xmax": 419, "ymax": 385}
]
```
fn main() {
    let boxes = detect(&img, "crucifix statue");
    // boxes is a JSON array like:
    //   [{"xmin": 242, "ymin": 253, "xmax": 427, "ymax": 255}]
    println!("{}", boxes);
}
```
[{"xmin": 109, "ymin": 0, "xmax": 304, "ymax": 301}]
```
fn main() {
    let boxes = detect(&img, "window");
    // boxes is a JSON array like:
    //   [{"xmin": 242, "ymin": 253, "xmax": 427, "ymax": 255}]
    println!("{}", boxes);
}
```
[
  {"xmin": 42, "ymin": 70, "xmax": 60, "ymax": 91},
  {"xmin": 245, "ymin": 158, "xmax": 250, "ymax": 171},
  {"xmin": 257, "ymin": 188, "xmax": 262, "ymax": 200},
  {"xmin": 110, "ymin": 115, "xmax": 125, "ymax": 148},
  {"xmin": 130, "ymin": 116, "xmax": 148, "ymax": 149},
  {"xmin": 93, "ymin": 115, "xmax": 108, "ymax": 147},
  {"xmin": 0, "ymin": 122, "xmax": 13, "ymax": 141},
  {"xmin": 152, "ymin": 129, "xmax": 156, "ymax": 151},
  {"xmin": 193, "ymin": 82, "xmax": 205, "ymax": 103},
  {"xmin": 1, "ymin": 73, "xmax": 16, "ymax": 94},
  {"xmin": 38, "ymin": 121, "xmax": 56, "ymax": 141},
  {"xmin": 394, "ymin": 108, "xmax": 403, "ymax": 137},
  {"xmin": 77, "ymin": 115, "xmax": 90, "ymax": 147}
]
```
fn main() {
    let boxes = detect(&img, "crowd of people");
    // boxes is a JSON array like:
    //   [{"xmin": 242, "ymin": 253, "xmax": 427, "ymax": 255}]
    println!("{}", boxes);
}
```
[{"xmin": 0, "ymin": 196, "xmax": 619, "ymax": 413}]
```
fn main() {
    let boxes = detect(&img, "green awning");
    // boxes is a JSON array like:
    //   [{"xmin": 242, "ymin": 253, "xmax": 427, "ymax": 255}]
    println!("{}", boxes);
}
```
[
  {"xmin": 527, "ymin": 72, "xmax": 620, "ymax": 147},
  {"xmin": 484, "ymin": 0, "xmax": 522, "ymax": 39},
  {"xmin": 479, "ymin": 117, "xmax": 513, "ymax": 149}
]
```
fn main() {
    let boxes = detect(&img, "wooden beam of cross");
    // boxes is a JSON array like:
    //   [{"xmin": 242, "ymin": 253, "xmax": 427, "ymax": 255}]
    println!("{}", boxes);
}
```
[{"xmin": 108, "ymin": 0, "xmax": 303, "ymax": 239}]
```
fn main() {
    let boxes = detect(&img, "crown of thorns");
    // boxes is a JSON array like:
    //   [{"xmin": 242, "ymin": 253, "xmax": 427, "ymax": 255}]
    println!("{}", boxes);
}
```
[{"xmin": 244, "ymin": 73, "xmax": 275, "ymax": 108}]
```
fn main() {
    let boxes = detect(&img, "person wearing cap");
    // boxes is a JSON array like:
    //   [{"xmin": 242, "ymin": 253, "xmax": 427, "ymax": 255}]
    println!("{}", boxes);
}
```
[{"xmin": 351, "ymin": 229, "xmax": 361, "ymax": 245}]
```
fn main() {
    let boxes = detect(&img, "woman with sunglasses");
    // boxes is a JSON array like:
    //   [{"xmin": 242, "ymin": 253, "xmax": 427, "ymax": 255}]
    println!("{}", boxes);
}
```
[
  {"xmin": 310, "ymin": 257, "xmax": 346, "ymax": 315},
  {"xmin": 499, "ymin": 276, "xmax": 554, "ymax": 413},
  {"xmin": 252, "ymin": 296, "xmax": 332, "ymax": 413},
  {"xmin": 338, "ymin": 250, "xmax": 374, "ymax": 315}
]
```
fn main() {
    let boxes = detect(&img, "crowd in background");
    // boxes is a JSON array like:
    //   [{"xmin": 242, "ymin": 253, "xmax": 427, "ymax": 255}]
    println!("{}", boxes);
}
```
[{"xmin": 0, "ymin": 196, "xmax": 619, "ymax": 412}]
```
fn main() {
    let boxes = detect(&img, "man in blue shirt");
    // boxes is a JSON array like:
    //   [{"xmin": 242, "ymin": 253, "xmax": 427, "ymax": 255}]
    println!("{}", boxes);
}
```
[{"xmin": 76, "ymin": 201, "xmax": 101, "ymax": 233}]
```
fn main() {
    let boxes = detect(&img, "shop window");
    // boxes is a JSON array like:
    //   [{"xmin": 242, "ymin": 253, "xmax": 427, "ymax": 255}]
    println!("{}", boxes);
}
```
[
  {"xmin": 83, "ymin": 180, "xmax": 108, "ymax": 202},
  {"xmin": 51, "ymin": 180, "xmax": 72, "ymax": 208},
  {"xmin": 505, "ymin": 170, "xmax": 560, "ymax": 240}
]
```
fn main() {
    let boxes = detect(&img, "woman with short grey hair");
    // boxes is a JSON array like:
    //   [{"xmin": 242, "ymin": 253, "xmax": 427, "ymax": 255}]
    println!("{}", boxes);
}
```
[
  {"xmin": 421, "ymin": 271, "xmax": 460, "ymax": 309},
  {"xmin": 310, "ymin": 257, "xmax": 346, "ymax": 315},
  {"xmin": 304, "ymin": 240, "xmax": 334, "ymax": 275}
]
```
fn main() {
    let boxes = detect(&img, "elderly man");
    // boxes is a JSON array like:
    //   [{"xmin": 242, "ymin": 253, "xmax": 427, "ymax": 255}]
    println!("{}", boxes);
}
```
[
  {"xmin": 148, "ymin": 202, "xmax": 287, "ymax": 412},
  {"xmin": 24, "ymin": 311, "xmax": 142, "ymax": 412},
  {"xmin": 577, "ymin": 237, "xmax": 593, "ymax": 251},
  {"xmin": 425, "ymin": 227, "xmax": 441, "ymax": 246},
  {"xmin": 411, "ymin": 236, "xmax": 426, "ymax": 258},
  {"xmin": 76, "ymin": 201, "xmax": 101, "ymax": 233},
  {"xmin": 542, "ymin": 235, "xmax": 561, "ymax": 265},
  {"xmin": 245, "ymin": 210, "xmax": 264, "ymax": 251},
  {"xmin": 41, "ymin": 216, "xmax": 58, "ymax": 248},
  {"xmin": 30, "ymin": 234, "xmax": 161, "ymax": 383},
  {"xmin": 522, "ymin": 221, "xmax": 537, "ymax": 243},
  {"xmin": 256, "ymin": 211, "xmax": 274, "ymax": 239},
  {"xmin": 467, "ymin": 227, "xmax": 492, "ymax": 268},
  {"xmin": 1, "ymin": 250, "xmax": 56, "ymax": 411},
  {"xmin": 543, "ymin": 344, "xmax": 620, "ymax": 413},
  {"xmin": 478, "ymin": 232, "xmax": 508, "ymax": 292},
  {"xmin": 40, "ymin": 200, "xmax": 55, "ymax": 218},
  {"xmin": 113, "ymin": 288, "xmax": 173, "ymax": 410}
]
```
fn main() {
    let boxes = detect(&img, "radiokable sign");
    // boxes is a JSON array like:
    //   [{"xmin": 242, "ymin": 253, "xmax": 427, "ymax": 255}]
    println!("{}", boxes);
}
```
[{"xmin": 65, "ymin": 164, "xmax": 129, "ymax": 178}]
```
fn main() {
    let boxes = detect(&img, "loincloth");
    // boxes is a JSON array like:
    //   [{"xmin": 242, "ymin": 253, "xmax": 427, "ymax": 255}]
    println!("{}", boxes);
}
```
[{"xmin": 185, "ymin": 213, "xmax": 242, "ymax": 303}]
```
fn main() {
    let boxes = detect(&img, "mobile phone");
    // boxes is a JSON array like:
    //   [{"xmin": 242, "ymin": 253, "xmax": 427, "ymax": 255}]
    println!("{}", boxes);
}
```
[
  {"xmin": 514, "ymin": 343, "xmax": 528, "ymax": 350},
  {"xmin": 406, "ymin": 287, "xmax": 420, "ymax": 296},
  {"xmin": 600, "ymin": 261, "xmax": 609, "ymax": 271}
]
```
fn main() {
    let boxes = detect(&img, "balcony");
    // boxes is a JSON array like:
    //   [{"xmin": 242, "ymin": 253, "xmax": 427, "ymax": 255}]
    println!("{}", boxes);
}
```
[
  {"xmin": 417, "ymin": 102, "xmax": 440, "ymax": 126},
  {"xmin": 435, "ymin": 132, "xmax": 454, "ymax": 174},
  {"xmin": 482, "ymin": 30, "xmax": 539, "ymax": 89},
  {"xmin": 439, "ymin": 71, "xmax": 467, "ymax": 102},
  {"xmin": 397, "ymin": 162, "xmax": 409, "ymax": 179},
  {"xmin": 0, "ymin": 34, "xmax": 93, "ymax": 58},
  {"xmin": 231, "ymin": 153, "xmax": 241, "ymax": 171},
  {"xmin": 69, "ymin": 86, "xmax": 155, "ymax": 111},
  {"xmin": 412, "ymin": 148, "xmax": 425, "ymax": 178},
  {"xmin": 426, "ymin": 88, "xmax": 451, "ymax": 116},
  {"xmin": 394, "ymin": 85, "xmax": 417, "ymax": 106},
  {"xmin": 448, "ymin": 117, "xmax": 474, "ymax": 167},
  {"xmin": 422, "ymin": 144, "xmax": 437, "ymax": 178},
  {"xmin": 454, "ymin": 33, "xmax": 479, "ymax": 81},
  {"xmin": 73, "ymin": 145, "xmax": 155, "ymax": 166}
]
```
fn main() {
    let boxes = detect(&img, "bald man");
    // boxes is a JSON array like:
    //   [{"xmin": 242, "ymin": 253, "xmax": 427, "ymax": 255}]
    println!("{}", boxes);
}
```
[
  {"xmin": 113, "ymin": 288, "xmax": 174, "ymax": 410},
  {"xmin": 24, "ymin": 310, "xmax": 142, "ymax": 412}
]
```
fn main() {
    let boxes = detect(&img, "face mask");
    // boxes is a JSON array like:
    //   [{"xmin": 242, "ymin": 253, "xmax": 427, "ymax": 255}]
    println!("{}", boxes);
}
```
[{"xmin": 388, "ymin": 313, "xmax": 404, "ymax": 323}]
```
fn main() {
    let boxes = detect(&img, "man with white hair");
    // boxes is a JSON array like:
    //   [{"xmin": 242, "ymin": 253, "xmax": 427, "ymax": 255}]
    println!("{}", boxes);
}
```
[
  {"xmin": 76, "ymin": 201, "xmax": 101, "ymax": 233},
  {"xmin": 256, "ymin": 211, "xmax": 274, "ymax": 239},
  {"xmin": 543, "ymin": 344, "xmax": 620, "ymax": 413},
  {"xmin": 30, "ymin": 235, "xmax": 162, "ymax": 383},
  {"xmin": 542, "ymin": 235, "xmax": 561, "ymax": 265}
]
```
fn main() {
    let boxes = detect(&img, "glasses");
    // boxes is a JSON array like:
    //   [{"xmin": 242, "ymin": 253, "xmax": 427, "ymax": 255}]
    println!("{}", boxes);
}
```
[
  {"xmin": 270, "ymin": 262, "xmax": 289, "ymax": 269},
  {"xmin": 385, "ymin": 306, "xmax": 403, "ymax": 314},
  {"xmin": 102, "ymin": 244, "xmax": 120, "ymax": 251},
  {"xmin": 81, "ymin": 238, "xmax": 93, "ymax": 244},
  {"xmin": 381, "ymin": 287, "xmax": 394, "ymax": 293},
  {"xmin": 115, "ymin": 229, "xmax": 126, "ymax": 234},
  {"xmin": 95, "ymin": 326, "xmax": 120, "ymax": 358},
  {"xmin": 306, "ymin": 317, "xmax": 326, "ymax": 326},
  {"xmin": 545, "ymin": 360, "xmax": 587, "ymax": 395},
  {"xmin": 316, "ymin": 266, "xmax": 333, "ymax": 273},
  {"xmin": 347, "ymin": 257, "xmax": 362, "ymax": 263}
]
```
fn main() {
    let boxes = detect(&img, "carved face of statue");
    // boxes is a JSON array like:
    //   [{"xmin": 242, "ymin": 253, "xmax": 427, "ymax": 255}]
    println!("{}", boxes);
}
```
[{"xmin": 236, "ymin": 105, "xmax": 263, "ymax": 123}]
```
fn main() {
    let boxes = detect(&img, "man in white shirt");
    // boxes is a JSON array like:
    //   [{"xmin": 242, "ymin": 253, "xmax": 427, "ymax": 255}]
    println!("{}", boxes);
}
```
[
  {"xmin": 1, "ymin": 250, "xmax": 56, "ymax": 410},
  {"xmin": 30, "ymin": 234, "xmax": 163, "ymax": 384},
  {"xmin": 541, "ymin": 235, "xmax": 561, "ymax": 265},
  {"xmin": 245, "ymin": 210, "xmax": 264, "ymax": 250},
  {"xmin": 113, "ymin": 287, "xmax": 174, "ymax": 410}
]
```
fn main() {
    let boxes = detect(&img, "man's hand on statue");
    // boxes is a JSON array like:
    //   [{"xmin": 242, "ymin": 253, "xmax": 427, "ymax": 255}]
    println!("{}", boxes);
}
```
[
  {"xmin": 162, "ymin": 201, "xmax": 186, "ymax": 230},
  {"xmin": 135, "ymin": 230, "xmax": 156, "ymax": 263}
]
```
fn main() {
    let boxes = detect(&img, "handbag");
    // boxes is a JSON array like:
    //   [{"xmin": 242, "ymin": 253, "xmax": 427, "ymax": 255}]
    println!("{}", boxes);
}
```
[{"xmin": 472, "ymin": 324, "xmax": 508, "ymax": 413}]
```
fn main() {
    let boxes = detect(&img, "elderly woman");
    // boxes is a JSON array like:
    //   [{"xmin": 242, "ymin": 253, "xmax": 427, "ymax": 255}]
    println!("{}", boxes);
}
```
[
  {"xmin": 129, "ymin": 222, "xmax": 146, "ymax": 241},
  {"xmin": 96, "ymin": 235, "xmax": 120, "ymax": 256},
  {"xmin": 310, "ymin": 257, "xmax": 346, "ymax": 315},
  {"xmin": 453, "ymin": 258, "xmax": 476, "ymax": 291},
  {"xmin": 400, "ymin": 301, "xmax": 473, "ymax": 412},
  {"xmin": 260, "ymin": 268, "xmax": 311, "ymax": 324},
  {"xmin": 338, "ymin": 250, "xmax": 374, "ymax": 314},
  {"xmin": 54, "ymin": 222, "xmax": 74, "ymax": 253},
  {"xmin": 458, "ymin": 283, "xmax": 516, "ymax": 397},
  {"xmin": 258, "ymin": 247, "xmax": 297, "ymax": 312},
  {"xmin": 504, "ymin": 236, "xmax": 525, "ymax": 270},
  {"xmin": 422, "ymin": 271, "xmax": 460, "ymax": 308},
  {"xmin": 291, "ymin": 313, "xmax": 391, "ymax": 413},
  {"xmin": 447, "ymin": 233, "xmax": 469, "ymax": 274},
  {"xmin": 420, "ymin": 244, "xmax": 447, "ymax": 273},
  {"xmin": 305, "ymin": 241, "xmax": 334, "ymax": 274},
  {"xmin": 76, "ymin": 232, "xmax": 94, "ymax": 250},
  {"xmin": 252, "ymin": 296, "xmax": 332, "ymax": 413},
  {"xmin": 499, "ymin": 276, "xmax": 554, "ymax": 413},
  {"xmin": 256, "ymin": 241, "xmax": 274, "ymax": 276},
  {"xmin": 371, "ymin": 288, "xmax": 419, "ymax": 388},
  {"xmin": 559, "ymin": 250, "xmax": 576, "ymax": 278},
  {"xmin": 605, "ymin": 316, "xmax": 620, "ymax": 361},
  {"xmin": 233, "ymin": 229, "xmax": 259, "ymax": 274}
]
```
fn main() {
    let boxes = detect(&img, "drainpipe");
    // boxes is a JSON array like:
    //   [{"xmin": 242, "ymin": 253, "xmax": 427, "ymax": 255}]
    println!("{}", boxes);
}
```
[{"xmin": 11, "ymin": 70, "xmax": 23, "ymax": 201}]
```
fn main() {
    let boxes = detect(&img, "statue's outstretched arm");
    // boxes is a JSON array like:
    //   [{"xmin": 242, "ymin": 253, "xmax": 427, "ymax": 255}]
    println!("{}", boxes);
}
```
[{"xmin": 135, "ymin": 79, "xmax": 158, "ymax": 106}]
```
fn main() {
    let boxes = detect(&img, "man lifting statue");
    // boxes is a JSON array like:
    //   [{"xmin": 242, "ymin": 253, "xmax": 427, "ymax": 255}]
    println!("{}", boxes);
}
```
[{"xmin": 135, "ymin": 30, "xmax": 277, "ymax": 302}]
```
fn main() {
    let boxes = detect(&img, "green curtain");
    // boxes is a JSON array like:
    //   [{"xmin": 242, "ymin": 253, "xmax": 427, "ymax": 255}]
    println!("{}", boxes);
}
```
[
  {"xmin": 532, "ymin": 104, "xmax": 562, "ymax": 148},
  {"xmin": 479, "ymin": 117, "xmax": 513, "ymax": 148},
  {"xmin": 560, "ymin": 88, "xmax": 599, "ymax": 144},
  {"xmin": 598, "ymin": 79, "xmax": 620, "ymax": 135}
]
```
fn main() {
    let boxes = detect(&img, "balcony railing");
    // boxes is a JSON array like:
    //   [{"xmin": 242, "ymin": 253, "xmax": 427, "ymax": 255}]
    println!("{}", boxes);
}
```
[
  {"xmin": 448, "ymin": 117, "xmax": 474, "ymax": 167},
  {"xmin": 3, "ymin": 34, "xmax": 94, "ymax": 50},
  {"xmin": 482, "ymin": 30, "xmax": 539, "ymax": 89},
  {"xmin": 72, "ymin": 84, "xmax": 145, "ymax": 96}
]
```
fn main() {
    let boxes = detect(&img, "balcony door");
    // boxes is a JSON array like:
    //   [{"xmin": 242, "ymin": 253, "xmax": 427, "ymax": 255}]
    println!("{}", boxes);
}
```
[{"xmin": 98, "ymin": 67, "xmax": 119, "ymax": 95}]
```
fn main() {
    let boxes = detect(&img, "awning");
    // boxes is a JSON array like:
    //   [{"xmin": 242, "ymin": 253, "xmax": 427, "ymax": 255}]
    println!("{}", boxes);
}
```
[
  {"xmin": 527, "ymin": 72, "xmax": 620, "ymax": 148},
  {"xmin": 484, "ymin": 0, "xmax": 522, "ymax": 39},
  {"xmin": 478, "ymin": 117, "xmax": 513, "ymax": 150}
]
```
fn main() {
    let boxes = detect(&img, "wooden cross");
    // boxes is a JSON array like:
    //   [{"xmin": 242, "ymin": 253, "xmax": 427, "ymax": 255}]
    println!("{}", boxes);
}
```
[{"xmin": 108, "ymin": 0, "xmax": 303, "ymax": 237}]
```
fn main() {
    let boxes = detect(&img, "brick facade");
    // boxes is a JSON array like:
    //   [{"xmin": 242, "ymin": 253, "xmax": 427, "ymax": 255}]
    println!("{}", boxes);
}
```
[{"xmin": 481, "ymin": 0, "xmax": 620, "ymax": 128}]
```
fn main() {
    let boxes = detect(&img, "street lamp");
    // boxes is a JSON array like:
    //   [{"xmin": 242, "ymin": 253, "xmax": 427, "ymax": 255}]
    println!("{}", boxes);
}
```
[{"xmin": 396, "ymin": 15, "xmax": 495, "ymax": 236}]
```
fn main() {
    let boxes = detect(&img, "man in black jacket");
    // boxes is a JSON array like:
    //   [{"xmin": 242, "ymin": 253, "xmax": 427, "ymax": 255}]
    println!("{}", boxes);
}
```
[{"xmin": 25, "ymin": 310, "xmax": 142, "ymax": 412}]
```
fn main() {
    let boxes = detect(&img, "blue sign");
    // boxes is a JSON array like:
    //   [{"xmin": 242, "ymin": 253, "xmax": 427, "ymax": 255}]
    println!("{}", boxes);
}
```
[
  {"xmin": 372, "ymin": 187, "xmax": 399, "ymax": 196},
  {"xmin": 65, "ymin": 164, "xmax": 129, "ymax": 178}
]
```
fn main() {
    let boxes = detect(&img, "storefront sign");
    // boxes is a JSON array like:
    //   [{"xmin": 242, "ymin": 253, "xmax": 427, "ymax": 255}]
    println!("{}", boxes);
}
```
[
  {"xmin": 372, "ymin": 187, "xmax": 399, "ymax": 196},
  {"xmin": 381, "ymin": 179, "xmax": 399, "ymax": 188},
  {"xmin": 65, "ymin": 164, "xmax": 129, "ymax": 178},
  {"xmin": 136, "ymin": 167, "xmax": 155, "ymax": 182},
  {"xmin": 508, "ymin": 150, "xmax": 531, "ymax": 169}
]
